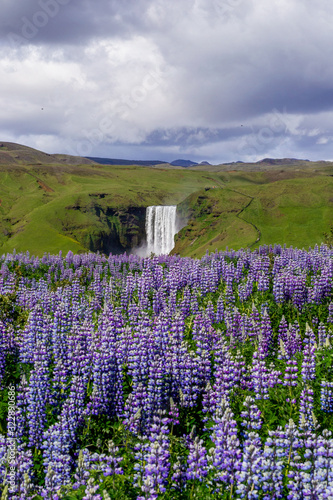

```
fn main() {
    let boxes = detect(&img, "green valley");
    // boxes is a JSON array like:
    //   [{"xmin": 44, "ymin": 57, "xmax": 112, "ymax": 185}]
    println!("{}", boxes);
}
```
[{"xmin": 0, "ymin": 142, "xmax": 333, "ymax": 257}]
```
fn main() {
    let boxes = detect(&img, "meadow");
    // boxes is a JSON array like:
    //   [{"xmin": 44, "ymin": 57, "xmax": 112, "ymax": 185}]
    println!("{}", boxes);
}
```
[
  {"xmin": 1, "ymin": 245, "xmax": 333, "ymax": 498},
  {"xmin": 1, "ymin": 143, "xmax": 333, "ymax": 257}
]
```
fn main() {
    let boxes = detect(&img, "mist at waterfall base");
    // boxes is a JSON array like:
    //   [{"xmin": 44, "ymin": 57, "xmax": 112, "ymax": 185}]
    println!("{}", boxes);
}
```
[{"xmin": 134, "ymin": 205, "xmax": 181, "ymax": 257}]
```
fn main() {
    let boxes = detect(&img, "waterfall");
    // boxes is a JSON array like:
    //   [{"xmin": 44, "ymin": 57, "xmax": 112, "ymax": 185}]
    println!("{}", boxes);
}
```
[{"xmin": 145, "ymin": 205, "xmax": 177, "ymax": 255}]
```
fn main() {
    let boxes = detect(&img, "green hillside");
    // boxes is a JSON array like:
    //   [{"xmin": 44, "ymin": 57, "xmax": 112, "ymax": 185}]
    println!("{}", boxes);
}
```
[{"xmin": 0, "ymin": 142, "xmax": 333, "ymax": 257}]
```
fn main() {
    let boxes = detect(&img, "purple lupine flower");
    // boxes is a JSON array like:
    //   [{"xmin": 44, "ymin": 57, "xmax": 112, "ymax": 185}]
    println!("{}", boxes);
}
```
[
  {"xmin": 82, "ymin": 477, "xmax": 102, "ymax": 500},
  {"xmin": 0, "ymin": 321, "xmax": 7, "ymax": 390},
  {"xmin": 191, "ymin": 313, "xmax": 215, "ymax": 354},
  {"xmin": 0, "ymin": 435, "xmax": 36, "ymax": 498},
  {"xmin": 260, "ymin": 309, "xmax": 273, "ymax": 357},
  {"xmin": 251, "ymin": 351, "xmax": 270, "ymax": 400},
  {"xmin": 88, "ymin": 440, "xmax": 124, "ymax": 478},
  {"xmin": 168, "ymin": 398, "xmax": 180, "ymax": 426},
  {"xmin": 292, "ymin": 272, "xmax": 307, "ymax": 310},
  {"xmin": 239, "ymin": 314, "xmax": 252, "ymax": 342},
  {"xmin": 0, "ymin": 433, "xmax": 7, "ymax": 484},
  {"xmin": 127, "ymin": 328, "xmax": 152, "ymax": 395},
  {"xmin": 18, "ymin": 305, "xmax": 44, "ymax": 364},
  {"xmin": 236, "ymin": 432, "xmax": 263, "ymax": 499},
  {"xmin": 140, "ymin": 441, "xmax": 169, "ymax": 498},
  {"xmin": 208, "ymin": 399, "xmax": 241, "ymax": 488},
  {"xmin": 224, "ymin": 283, "xmax": 235, "ymax": 305},
  {"xmin": 178, "ymin": 348, "xmax": 203, "ymax": 409},
  {"xmin": 12, "ymin": 445, "xmax": 36, "ymax": 497},
  {"xmin": 15, "ymin": 374, "xmax": 30, "ymax": 444},
  {"xmin": 283, "ymin": 358, "xmax": 299, "ymax": 387},
  {"xmin": 311, "ymin": 429, "xmax": 333, "ymax": 497},
  {"xmin": 87, "ymin": 322, "xmax": 118, "ymax": 418},
  {"xmin": 317, "ymin": 321, "xmax": 328, "ymax": 348},
  {"xmin": 261, "ymin": 428, "xmax": 288, "ymax": 499},
  {"xmin": 240, "ymin": 396, "xmax": 263, "ymax": 435},
  {"xmin": 41, "ymin": 420, "xmax": 73, "ymax": 490},
  {"xmin": 171, "ymin": 458, "xmax": 187, "ymax": 492},
  {"xmin": 272, "ymin": 273, "xmax": 285, "ymax": 303},
  {"xmin": 123, "ymin": 383, "xmax": 148, "ymax": 434},
  {"xmin": 67, "ymin": 320, "xmax": 94, "ymax": 384},
  {"xmin": 133, "ymin": 411, "xmax": 170, "ymax": 499},
  {"xmin": 102, "ymin": 440, "xmax": 124, "ymax": 477},
  {"xmin": 51, "ymin": 302, "xmax": 70, "ymax": 365},
  {"xmin": 190, "ymin": 290, "xmax": 199, "ymax": 315},
  {"xmin": 320, "ymin": 381, "xmax": 333, "ymax": 412},
  {"xmin": 27, "ymin": 342, "xmax": 50, "ymax": 448},
  {"xmin": 215, "ymin": 295, "xmax": 224, "ymax": 323},
  {"xmin": 210, "ymin": 347, "xmax": 235, "ymax": 409},
  {"xmin": 250, "ymin": 304, "xmax": 260, "ymax": 331},
  {"xmin": 267, "ymin": 361, "xmax": 282, "ymax": 389},
  {"xmin": 205, "ymin": 300, "xmax": 215, "ymax": 325},
  {"xmin": 186, "ymin": 436, "xmax": 208, "ymax": 482},
  {"xmin": 202, "ymin": 381, "xmax": 216, "ymax": 423},
  {"xmin": 328, "ymin": 302, "xmax": 333, "ymax": 324},
  {"xmin": 42, "ymin": 375, "xmax": 88, "ymax": 489},
  {"xmin": 40, "ymin": 466, "xmax": 62, "ymax": 499},
  {"xmin": 299, "ymin": 385, "xmax": 315, "ymax": 432},
  {"xmin": 301, "ymin": 340, "xmax": 316, "ymax": 383},
  {"xmin": 133, "ymin": 435, "xmax": 150, "ymax": 493},
  {"xmin": 287, "ymin": 415, "xmax": 323, "ymax": 500},
  {"xmin": 152, "ymin": 312, "xmax": 170, "ymax": 354},
  {"xmin": 72, "ymin": 449, "xmax": 91, "ymax": 490},
  {"xmin": 144, "ymin": 354, "xmax": 166, "ymax": 425},
  {"xmin": 300, "ymin": 429, "xmax": 326, "ymax": 499},
  {"xmin": 277, "ymin": 316, "xmax": 289, "ymax": 354},
  {"xmin": 49, "ymin": 358, "xmax": 69, "ymax": 414},
  {"xmin": 285, "ymin": 321, "xmax": 303, "ymax": 358}
]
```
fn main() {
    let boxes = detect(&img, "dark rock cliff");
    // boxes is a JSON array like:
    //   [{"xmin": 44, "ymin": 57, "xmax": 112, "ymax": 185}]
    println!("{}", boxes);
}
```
[
  {"xmin": 87, "ymin": 206, "xmax": 147, "ymax": 254},
  {"xmin": 63, "ymin": 197, "xmax": 147, "ymax": 254}
]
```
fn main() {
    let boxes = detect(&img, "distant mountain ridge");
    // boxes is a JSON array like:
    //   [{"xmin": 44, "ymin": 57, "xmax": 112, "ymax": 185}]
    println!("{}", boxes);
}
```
[
  {"xmin": 86, "ymin": 157, "xmax": 166, "ymax": 166},
  {"xmin": 170, "ymin": 159, "xmax": 198, "ymax": 167},
  {"xmin": 255, "ymin": 158, "xmax": 310, "ymax": 165},
  {"xmin": 0, "ymin": 142, "xmax": 328, "ymax": 169},
  {"xmin": 88, "ymin": 155, "xmax": 314, "ymax": 168},
  {"xmin": 86, "ymin": 157, "xmax": 211, "ymax": 167},
  {"xmin": 222, "ymin": 158, "xmax": 311, "ymax": 166}
]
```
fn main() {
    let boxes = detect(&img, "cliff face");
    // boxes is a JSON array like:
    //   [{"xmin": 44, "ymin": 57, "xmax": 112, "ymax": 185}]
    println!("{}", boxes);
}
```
[
  {"xmin": 63, "ymin": 197, "xmax": 147, "ymax": 254},
  {"xmin": 88, "ymin": 207, "xmax": 147, "ymax": 254}
]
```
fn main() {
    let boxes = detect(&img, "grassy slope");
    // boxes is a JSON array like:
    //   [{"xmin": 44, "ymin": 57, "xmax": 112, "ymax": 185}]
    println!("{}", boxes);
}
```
[
  {"xmin": 0, "ymin": 146, "xmax": 332, "ymax": 257},
  {"xmin": 239, "ymin": 176, "xmax": 333, "ymax": 248},
  {"xmin": 173, "ymin": 187, "xmax": 258, "ymax": 257},
  {"xmin": 173, "ymin": 168, "xmax": 333, "ymax": 255},
  {"xmin": 0, "ymin": 163, "xmax": 220, "ymax": 256}
]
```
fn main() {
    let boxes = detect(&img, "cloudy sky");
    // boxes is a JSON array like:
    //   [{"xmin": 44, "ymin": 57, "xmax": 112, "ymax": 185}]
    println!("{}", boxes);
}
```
[{"xmin": 1, "ymin": 0, "xmax": 333, "ymax": 164}]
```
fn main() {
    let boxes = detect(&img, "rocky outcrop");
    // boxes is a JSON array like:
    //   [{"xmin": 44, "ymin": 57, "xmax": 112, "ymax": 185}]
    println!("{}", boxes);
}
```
[
  {"xmin": 87, "ymin": 206, "xmax": 147, "ymax": 254},
  {"xmin": 63, "ymin": 197, "xmax": 147, "ymax": 255}
]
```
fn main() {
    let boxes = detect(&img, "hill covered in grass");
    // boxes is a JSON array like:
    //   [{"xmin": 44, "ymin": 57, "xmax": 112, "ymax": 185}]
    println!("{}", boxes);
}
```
[
  {"xmin": 0, "ymin": 142, "xmax": 96, "ymax": 166},
  {"xmin": 0, "ymin": 142, "xmax": 333, "ymax": 257}
]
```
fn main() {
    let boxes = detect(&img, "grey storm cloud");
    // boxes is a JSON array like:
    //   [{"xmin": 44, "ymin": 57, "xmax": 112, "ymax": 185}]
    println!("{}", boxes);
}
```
[
  {"xmin": 144, "ymin": 126, "xmax": 252, "ymax": 147},
  {"xmin": 1, "ymin": 0, "xmax": 333, "ymax": 163},
  {"xmin": 1, "ymin": 0, "xmax": 145, "ymax": 45}
]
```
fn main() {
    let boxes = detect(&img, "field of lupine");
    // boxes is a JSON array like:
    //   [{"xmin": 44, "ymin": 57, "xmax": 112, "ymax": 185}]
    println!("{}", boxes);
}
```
[{"xmin": 1, "ymin": 245, "xmax": 333, "ymax": 499}]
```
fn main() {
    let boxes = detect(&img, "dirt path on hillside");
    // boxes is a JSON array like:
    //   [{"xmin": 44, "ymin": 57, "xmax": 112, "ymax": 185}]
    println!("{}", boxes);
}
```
[{"xmin": 226, "ymin": 187, "xmax": 261, "ymax": 247}]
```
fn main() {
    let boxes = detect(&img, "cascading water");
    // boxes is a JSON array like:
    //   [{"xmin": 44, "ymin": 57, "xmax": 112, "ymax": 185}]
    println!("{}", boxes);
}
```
[{"xmin": 145, "ymin": 205, "xmax": 177, "ymax": 255}]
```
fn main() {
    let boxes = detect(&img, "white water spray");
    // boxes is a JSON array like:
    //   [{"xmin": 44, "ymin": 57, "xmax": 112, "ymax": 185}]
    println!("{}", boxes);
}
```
[{"xmin": 145, "ymin": 205, "xmax": 177, "ymax": 255}]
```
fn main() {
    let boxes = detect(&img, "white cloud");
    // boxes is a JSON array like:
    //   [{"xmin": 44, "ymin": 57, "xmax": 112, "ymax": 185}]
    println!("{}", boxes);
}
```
[
  {"xmin": 1, "ymin": 0, "xmax": 333, "ymax": 162},
  {"xmin": 317, "ymin": 137, "xmax": 329, "ymax": 145}
]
